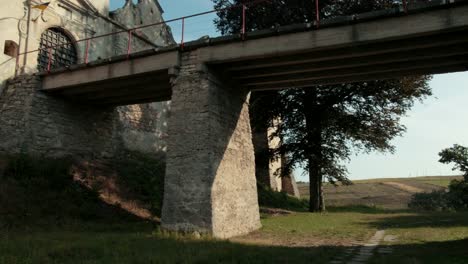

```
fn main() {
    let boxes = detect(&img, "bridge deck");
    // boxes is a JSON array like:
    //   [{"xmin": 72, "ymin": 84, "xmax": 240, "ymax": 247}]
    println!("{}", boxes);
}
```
[{"xmin": 40, "ymin": 1, "xmax": 468, "ymax": 106}]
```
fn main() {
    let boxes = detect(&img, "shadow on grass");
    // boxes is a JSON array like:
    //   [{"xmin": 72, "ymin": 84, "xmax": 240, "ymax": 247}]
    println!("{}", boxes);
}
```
[
  {"xmin": 366, "ymin": 210, "xmax": 468, "ymax": 229},
  {"xmin": 0, "ymin": 226, "xmax": 343, "ymax": 264},
  {"xmin": 326, "ymin": 205, "xmax": 409, "ymax": 214},
  {"xmin": 2, "ymin": 224, "xmax": 468, "ymax": 264},
  {"xmin": 369, "ymin": 238, "xmax": 468, "ymax": 264}
]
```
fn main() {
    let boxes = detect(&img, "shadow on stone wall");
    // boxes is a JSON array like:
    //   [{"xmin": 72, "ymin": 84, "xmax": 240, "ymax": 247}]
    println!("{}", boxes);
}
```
[{"xmin": 161, "ymin": 60, "xmax": 260, "ymax": 238}]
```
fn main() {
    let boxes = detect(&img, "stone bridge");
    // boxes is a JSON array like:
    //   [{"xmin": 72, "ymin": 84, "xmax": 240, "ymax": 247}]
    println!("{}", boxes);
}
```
[{"xmin": 16, "ymin": 2, "xmax": 468, "ymax": 238}]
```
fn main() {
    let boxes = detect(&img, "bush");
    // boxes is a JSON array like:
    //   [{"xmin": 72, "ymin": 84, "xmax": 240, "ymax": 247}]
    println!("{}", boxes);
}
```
[
  {"xmin": 446, "ymin": 179, "xmax": 468, "ymax": 210},
  {"xmin": 409, "ymin": 179, "xmax": 468, "ymax": 211},
  {"xmin": 408, "ymin": 190, "xmax": 452, "ymax": 211},
  {"xmin": 410, "ymin": 145, "xmax": 468, "ymax": 212}
]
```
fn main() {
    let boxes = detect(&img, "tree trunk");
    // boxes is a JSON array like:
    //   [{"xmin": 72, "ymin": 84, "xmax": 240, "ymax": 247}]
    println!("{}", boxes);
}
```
[
  {"xmin": 308, "ymin": 158, "xmax": 322, "ymax": 212},
  {"xmin": 304, "ymin": 89, "xmax": 325, "ymax": 213},
  {"xmin": 319, "ymin": 178, "xmax": 325, "ymax": 211}
]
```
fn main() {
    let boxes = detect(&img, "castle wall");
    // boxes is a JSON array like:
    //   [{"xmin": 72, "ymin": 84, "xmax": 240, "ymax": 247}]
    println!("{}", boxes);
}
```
[
  {"xmin": 0, "ymin": 74, "xmax": 118, "ymax": 158},
  {"xmin": 110, "ymin": 0, "xmax": 174, "ymax": 156},
  {"xmin": 0, "ymin": 0, "xmax": 173, "ymax": 157},
  {"xmin": 117, "ymin": 102, "xmax": 170, "ymax": 155},
  {"xmin": 110, "ymin": 0, "xmax": 175, "ymax": 50}
]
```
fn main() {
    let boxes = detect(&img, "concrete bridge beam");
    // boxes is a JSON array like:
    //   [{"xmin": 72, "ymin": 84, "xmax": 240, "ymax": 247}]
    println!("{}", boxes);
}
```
[{"xmin": 161, "ymin": 53, "xmax": 261, "ymax": 238}]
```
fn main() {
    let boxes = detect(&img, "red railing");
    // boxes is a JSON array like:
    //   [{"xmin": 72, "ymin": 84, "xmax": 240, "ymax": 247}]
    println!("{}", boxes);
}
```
[{"xmin": 15, "ymin": 0, "xmax": 435, "ymax": 75}]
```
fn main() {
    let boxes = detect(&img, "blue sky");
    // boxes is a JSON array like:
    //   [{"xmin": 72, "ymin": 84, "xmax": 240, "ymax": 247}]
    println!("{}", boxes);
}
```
[
  {"xmin": 110, "ymin": 0, "xmax": 468, "ymax": 180},
  {"xmin": 110, "ymin": 0, "xmax": 218, "ymax": 42}
]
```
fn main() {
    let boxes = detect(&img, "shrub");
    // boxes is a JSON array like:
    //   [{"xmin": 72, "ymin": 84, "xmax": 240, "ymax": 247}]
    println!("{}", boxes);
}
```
[
  {"xmin": 408, "ymin": 190, "xmax": 452, "ymax": 211},
  {"xmin": 446, "ymin": 179, "xmax": 468, "ymax": 210},
  {"xmin": 409, "ymin": 144, "xmax": 468, "ymax": 211}
]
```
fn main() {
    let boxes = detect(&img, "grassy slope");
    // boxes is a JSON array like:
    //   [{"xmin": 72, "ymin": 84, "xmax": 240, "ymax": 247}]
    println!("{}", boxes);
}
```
[
  {"xmin": 2, "ymin": 208, "xmax": 467, "ymax": 264},
  {"xmin": 1, "ymin": 156, "xmax": 467, "ymax": 263},
  {"xmin": 0, "ymin": 155, "xmax": 336, "ymax": 263},
  {"xmin": 298, "ymin": 176, "xmax": 463, "ymax": 209}
]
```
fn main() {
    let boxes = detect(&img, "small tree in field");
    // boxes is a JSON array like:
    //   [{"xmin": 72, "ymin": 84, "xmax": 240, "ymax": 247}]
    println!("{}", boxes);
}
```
[
  {"xmin": 439, "ymin": 145, "xmax": 468, "ymax": 209},
  {"xmin": 439, "ymin": 145, "xmax": 468, "ymax": 180},
  {"xmin": 409, "ymin": 145, "xmax": 468, "ymax": 211}
]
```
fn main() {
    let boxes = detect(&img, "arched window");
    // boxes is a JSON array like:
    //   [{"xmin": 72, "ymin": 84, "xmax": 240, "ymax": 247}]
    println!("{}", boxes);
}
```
[{"xmin": 37, "ymin": 28, "xmax": 77, "ymax": 71}]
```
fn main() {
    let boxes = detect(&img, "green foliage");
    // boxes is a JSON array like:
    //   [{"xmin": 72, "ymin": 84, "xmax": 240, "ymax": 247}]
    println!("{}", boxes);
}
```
[
  {"xmin": 439, "ymin": 144, "xmax": 468, "ymax": 181},
  {"xmin": 257, "ymin": 183, "xmax": 308, "ymax": 211},
  {"xmin": 446, "ymin": 179, "xmax": 468, "ymax": 210},
  {"xmin": 213, "ymin": 0, "xmax": 398, "ymax": 35},
  {"xmin": 408, "ymin": 190, "xmax": 452, "ymax": 212},
  {"xmin": 213, "ymin": 0, "xmax": 432, "ymax": 212},
  {"xmin": 409, "ymin": 145, "xmax": 468, "ymax": 211},
  {"xmin": 114, "ymin": 152, "xmax": 166, "ymax": 217}
]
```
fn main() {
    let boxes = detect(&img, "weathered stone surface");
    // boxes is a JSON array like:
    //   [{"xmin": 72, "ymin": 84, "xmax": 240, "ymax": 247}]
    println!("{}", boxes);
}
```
[
  {"xmin": 110, "ymin": 0, "xmax": 175, "ymax": 53},
  {"xmin": 0, "ymin": 0, "xmax": 175, "ymax": 158},
  {"xmin": 0, "ymin": 74, "xmax": 170, "ymax": 159},
  {"xmin": 0, "ymin": 75, "xmax": 118, "ymax": 157},
  {"xmin": 251, "ymin": 111, "xmax": 300, "ymax": 197},
  {"xmin": 117, "ymin": 102, "xmax": 170, "ymax": 154},
  {"xmin": 282, "ymin": 173, "xmax": 301, "ymax": 198},
  {"xmin": 0, "ymin": 0, "xmax": 174, "ymax": 159},
  {"xmin": 161, "ymin": 51, "xmax": 261, "ymax": 238}
]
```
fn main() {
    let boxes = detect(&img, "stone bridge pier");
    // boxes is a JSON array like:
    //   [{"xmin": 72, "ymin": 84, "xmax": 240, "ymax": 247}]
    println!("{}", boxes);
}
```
[{"xmin": 161, "ymin": 52, "xmax": 261, "ymax": 238}]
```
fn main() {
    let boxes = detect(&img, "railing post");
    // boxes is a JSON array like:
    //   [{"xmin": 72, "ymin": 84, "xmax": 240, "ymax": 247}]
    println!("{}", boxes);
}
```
[
  {"xmin": 127, "ymin": 30, "xmax": 133, "ymax": 59},
  {"xmin": 14, "ymin": 48, "xmax": 20, "ymax": 77},
  {"xmin": 84, "ymin": 39, "xmax": 90, "ymax": 64},
  {"xmin": 241, "ymin": 4, "xmax": 246, "ymax": 40},
  {"xmin": 181, "ymin": 17, "xmax": 185, "ymax": 49},
  {"xmin": 47, "ymin": 46, "xmax": 52, "ymax": 73},
  {"xmin": 315, "ymin": 0, "xmax": 320, "ymax": 28}
]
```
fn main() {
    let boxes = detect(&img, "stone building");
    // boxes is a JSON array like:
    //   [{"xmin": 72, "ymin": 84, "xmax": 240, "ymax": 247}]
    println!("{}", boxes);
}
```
[{"xmin": 0, "ymin": 0, "xmax": 173, "ymax": 157}]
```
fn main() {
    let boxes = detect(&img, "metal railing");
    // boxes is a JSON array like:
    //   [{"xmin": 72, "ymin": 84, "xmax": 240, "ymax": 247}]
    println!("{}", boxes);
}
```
[{"xmin": 15, "ymin": 0, "xmax": 440, "ymax": 75}]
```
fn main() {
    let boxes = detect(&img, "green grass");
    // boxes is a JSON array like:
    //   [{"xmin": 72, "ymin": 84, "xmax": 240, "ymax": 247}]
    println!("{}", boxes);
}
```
[
  {"xmin": 1, "ymin": 155, "xmax": 468, "ymax": 263},
  {"xmin": 2, "ymin": 209, "xmax": 467, "ymax": 263},
  {"xmin": 368, "ymin": 211, "xmax": 468, "ymax": 264},
  {"xmin": 260, "ymin": 210, "xmax": 376, "ymax": 242},
  {"xmin": 0, "ymin": 221, "xmax": 339, "ymax": 264},
  {"xmin": 257, "ymin": 183, "xmax": 308, "ymax": 211}
]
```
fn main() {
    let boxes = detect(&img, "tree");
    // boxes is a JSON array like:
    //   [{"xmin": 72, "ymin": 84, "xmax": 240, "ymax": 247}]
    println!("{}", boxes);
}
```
[
  {"xmin": 439, "ymin": 145, "xmax": 468, "ymax": 209},
  {"xmin": 213, "ymin": 0, "xmax": 432, "ymax": 212},
  {"xmin": 439, "ymin": 144, "xmax": 468, "ymax": 180},
  {"xmin": 409, "ymin": 145, "xmax": 468, "ymax": 211}
]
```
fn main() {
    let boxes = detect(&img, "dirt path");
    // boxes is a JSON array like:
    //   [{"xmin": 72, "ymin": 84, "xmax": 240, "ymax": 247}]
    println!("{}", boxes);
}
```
[
  {"xmin": 382, "ymin": 182, "xmax": 425, "ymax": 193},
  {"xmin": 330, "ymin": 230, "xmax": 389, "ymax": 264}
]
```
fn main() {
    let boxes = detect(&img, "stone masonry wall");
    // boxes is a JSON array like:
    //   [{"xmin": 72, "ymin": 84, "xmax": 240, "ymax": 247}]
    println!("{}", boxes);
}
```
[
  {"xmin": 117, "ymin": 102, "xmax": 170, "ymax": 155},
  {"xmin": 0, "ymin": 74, "xmax": 118, "ymax": 158},
  {"xmin": 161, "ymin": 51, "xmax": 261, "ymax": 238},
  {"xmin": 109, "ymin": 0, "xmax": 174, "ymax": 156}
]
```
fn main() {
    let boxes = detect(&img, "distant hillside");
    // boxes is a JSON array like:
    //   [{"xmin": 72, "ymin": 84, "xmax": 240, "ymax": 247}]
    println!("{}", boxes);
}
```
[{"xmin": 298, "ymin": 176, "xmax": 463, "ymax": 209}]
